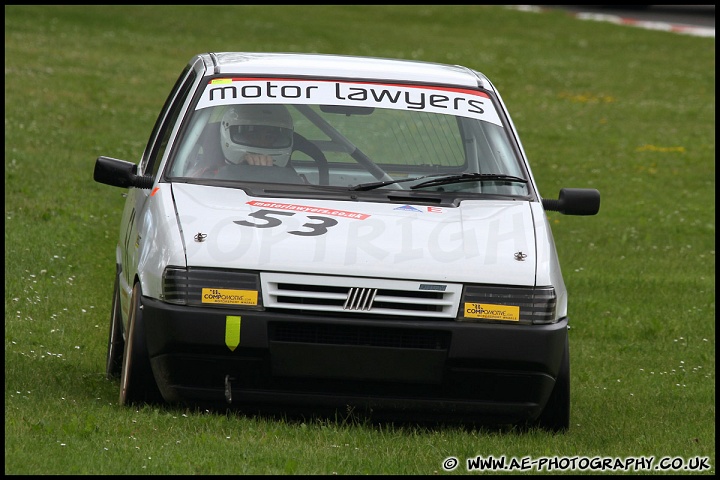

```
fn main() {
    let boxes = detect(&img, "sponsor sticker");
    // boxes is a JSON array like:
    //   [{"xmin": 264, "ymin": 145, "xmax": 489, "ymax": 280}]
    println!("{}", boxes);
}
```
[
  {"xmin": 394, "ymin": 205, "xmax": 422, "ymax": 212},
  {"xmin": 196, "ymin": 77, "xmax": 502, "ymax": 125},
  {"xmin": 246, "ymin": 200, "xmax": 370, "ymax": 220},
  {"xmin": 202, "ymin": 288, "xmax": 258, "ymax": 305},
  {"xmin": 464, "ymin": 302, "xmax": 520, "ymax": 321}
]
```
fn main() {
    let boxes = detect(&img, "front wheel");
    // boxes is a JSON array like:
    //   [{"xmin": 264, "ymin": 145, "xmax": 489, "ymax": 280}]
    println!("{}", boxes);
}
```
[
  {"xmin": 105, "ymin": 271, "xmax": 123, "ymax": 379},
  {"xmin": 119, "ymin": 281, "xmax": 162, "ymax": 406},
  {"xmin": 534, "ymin": 333, "xmax": 570, "ymax": 433}
]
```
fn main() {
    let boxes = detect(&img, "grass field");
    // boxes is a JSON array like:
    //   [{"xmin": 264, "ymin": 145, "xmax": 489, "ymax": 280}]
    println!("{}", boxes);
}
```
[{"xmin": 5, "ymin": 5, "xmax": 715, "ymax": 475}]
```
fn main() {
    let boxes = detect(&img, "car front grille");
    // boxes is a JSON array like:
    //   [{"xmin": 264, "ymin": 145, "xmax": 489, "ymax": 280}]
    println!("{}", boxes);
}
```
[
  {"xmin": 261, "ymin": 273, "xmax": 462, "ymax": 318},
  {"xmin": 269, "ymin": 322, "xmax": 451, "ymax": 349}
]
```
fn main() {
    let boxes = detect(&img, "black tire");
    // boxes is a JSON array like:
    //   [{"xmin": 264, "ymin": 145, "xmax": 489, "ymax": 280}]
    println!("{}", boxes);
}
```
[
  {"xmin": 119, "ymin": 282, "xmax": 163, "ymax": 406},
  {"xmin": 105, "ymin": 271, "xmax": 124, "ymax": 379},
  {"xmin": 535, "ymin": 333, "xmax": 570, "ymax": 433}
]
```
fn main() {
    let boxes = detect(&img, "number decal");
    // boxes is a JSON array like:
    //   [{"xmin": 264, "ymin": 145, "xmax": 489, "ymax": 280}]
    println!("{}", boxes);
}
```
[
  {"xmin": 234, "ymin": 210, "xmax": 294, "ymax": 228},
  {"xmin": 289, "ymin": 215, "xmax": 338, "ymax": 237},
  {"xmin": 234, "ymin": 209, "xmax": 338, "ymax": 237}
]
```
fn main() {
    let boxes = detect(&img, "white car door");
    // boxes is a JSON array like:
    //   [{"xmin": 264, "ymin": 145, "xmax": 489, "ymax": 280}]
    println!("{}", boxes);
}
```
[{"xmin": 117, "ymin": 64, "xmax": 200, "ymax": 327}]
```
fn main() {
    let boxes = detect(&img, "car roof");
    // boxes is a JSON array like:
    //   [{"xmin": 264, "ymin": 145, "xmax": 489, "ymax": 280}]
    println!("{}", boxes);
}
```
[{"xmin": 199, "ymin": 52, "xmax": 494, "ymax": 91}]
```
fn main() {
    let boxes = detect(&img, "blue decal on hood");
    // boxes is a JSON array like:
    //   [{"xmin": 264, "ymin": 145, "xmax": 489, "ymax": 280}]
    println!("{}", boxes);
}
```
[{"xmin": 394, "ymin": 205, "xmax": 422, "ymax": 212}]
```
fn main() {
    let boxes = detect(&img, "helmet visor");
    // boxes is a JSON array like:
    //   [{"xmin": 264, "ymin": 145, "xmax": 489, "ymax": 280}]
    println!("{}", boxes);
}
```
[{"xmin": 229, "ymin": 125, "xmax": 293, "ymax": 149}]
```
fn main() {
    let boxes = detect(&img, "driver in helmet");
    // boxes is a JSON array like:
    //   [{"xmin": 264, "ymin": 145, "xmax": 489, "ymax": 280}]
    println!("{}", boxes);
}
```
[
  {"xmin": 188, "ymin": 104, "xmax": 295, "ymax": 178},
  {"xmin": 220, "ymin": 104, "xmax": 294, "ymax": 167}
]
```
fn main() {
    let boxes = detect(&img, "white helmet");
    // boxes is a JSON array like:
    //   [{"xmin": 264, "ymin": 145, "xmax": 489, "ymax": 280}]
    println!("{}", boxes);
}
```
[{"xmin": 220, "ymin": 104, "xmax": 294, "ymax": 166}]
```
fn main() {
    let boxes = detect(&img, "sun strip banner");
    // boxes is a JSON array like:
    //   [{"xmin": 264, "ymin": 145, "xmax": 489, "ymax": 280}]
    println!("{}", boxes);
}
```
[{"xmin": 196, "ymin": 77, "xmax": 502, "ymax": 126}]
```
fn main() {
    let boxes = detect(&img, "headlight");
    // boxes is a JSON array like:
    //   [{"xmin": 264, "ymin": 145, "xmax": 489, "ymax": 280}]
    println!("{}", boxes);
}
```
[
  {"xmin": 162, "ymin": 267, "xmax": 263, "ymax": 310},
  {"xmin": 458, "ymin": 285, "xmax": 556, "ymax": 325}
]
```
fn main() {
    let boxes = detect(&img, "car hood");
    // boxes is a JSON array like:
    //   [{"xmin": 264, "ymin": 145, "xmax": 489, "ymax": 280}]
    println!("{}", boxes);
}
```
[{"xmin": 171, "ymin": 183, "xmax": 537, "ymax": 285}]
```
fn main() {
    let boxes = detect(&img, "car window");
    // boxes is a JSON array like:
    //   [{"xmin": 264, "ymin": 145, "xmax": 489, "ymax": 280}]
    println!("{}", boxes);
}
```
[
  {"xmin": 140, "ymin": 65, "xmax": 198, "ymax": 178},
  {"xmin": 292, "ymin": 107, "xmax": 465, "ymax": 167},
  {"xmin": 166, "ymin": 78, "xmax": 528, "ymax": 196}
]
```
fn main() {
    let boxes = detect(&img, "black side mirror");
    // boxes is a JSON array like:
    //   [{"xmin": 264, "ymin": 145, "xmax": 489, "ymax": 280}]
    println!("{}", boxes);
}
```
[
  {"xmin": 542, "ymin": 188, "xmax": 600, "ymax": 216},
  {"xmin": 93, "ymin": 156, "xmax": 154, "ymax": 189}
]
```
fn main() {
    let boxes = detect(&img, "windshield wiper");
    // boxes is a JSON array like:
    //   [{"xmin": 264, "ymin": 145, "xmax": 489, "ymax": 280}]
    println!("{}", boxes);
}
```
[
  {"xmin": 349, "ymin": 173, "xmax": 447, "ymax": 191},
  {"xmin": 350, "ymin": 172, "xmax": 528, "ymax": 192},
  {"xmin": 410, "ymin": 173, "xmax": 528, "ymax": 189}
]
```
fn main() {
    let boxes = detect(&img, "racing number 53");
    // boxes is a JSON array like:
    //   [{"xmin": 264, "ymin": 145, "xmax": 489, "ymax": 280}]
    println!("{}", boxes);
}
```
[{"xmin": 234, "ymin": 209, "xmax": 338, "ymax": 237}]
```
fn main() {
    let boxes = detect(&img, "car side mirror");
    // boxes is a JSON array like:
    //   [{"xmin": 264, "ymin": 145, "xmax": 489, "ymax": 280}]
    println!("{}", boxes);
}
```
[
  {"xmin": 93, "ymin": 156, "xmax": 154, "ymax": 189},
  {"xmin": 542, "ymin": 188, "xmax": 600, "ymax": 216}
]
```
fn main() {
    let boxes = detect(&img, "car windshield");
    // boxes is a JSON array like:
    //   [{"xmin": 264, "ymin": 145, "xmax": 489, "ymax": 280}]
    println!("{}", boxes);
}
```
[{"xmin": 166, "ymin": 77, "xmax": 529, "ymax": 197}]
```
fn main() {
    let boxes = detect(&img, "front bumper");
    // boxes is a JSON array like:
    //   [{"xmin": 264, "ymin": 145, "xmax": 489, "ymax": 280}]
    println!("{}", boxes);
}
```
[{"xmin": 143, "ymin": 296, "xmax": 568, "ymax": 424}]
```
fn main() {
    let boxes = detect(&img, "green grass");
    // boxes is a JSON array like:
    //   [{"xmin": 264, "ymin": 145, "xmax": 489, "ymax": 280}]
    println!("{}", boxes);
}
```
[{"xmin": 5, "ymin": 5, "xmax": 715, "ymax": 475}]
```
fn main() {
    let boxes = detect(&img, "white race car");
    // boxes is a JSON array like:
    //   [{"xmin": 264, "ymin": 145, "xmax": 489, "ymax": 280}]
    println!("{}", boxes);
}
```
[{"xmin": 94, "ymin": 52, "xmax": 600, "ymax": 432}]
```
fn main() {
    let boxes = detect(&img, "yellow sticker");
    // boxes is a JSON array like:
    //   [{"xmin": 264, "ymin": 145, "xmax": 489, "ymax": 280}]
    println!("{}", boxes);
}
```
[
  {"xmin": 225, "ymin": 316, "xmax": 241, "ymax": 351},
  {"xmin": 464, "ymin": 303, "xmax": 520, "ymax": 321},
  {"xmin": 202, "ymin": 288, "xmax": 258, "ymax": 305}
]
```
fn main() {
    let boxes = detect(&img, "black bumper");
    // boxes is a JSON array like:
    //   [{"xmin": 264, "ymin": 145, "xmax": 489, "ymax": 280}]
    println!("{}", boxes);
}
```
[{"xmin": 143, "ymin": 296, "xmax": 568, "ymax": 424}]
